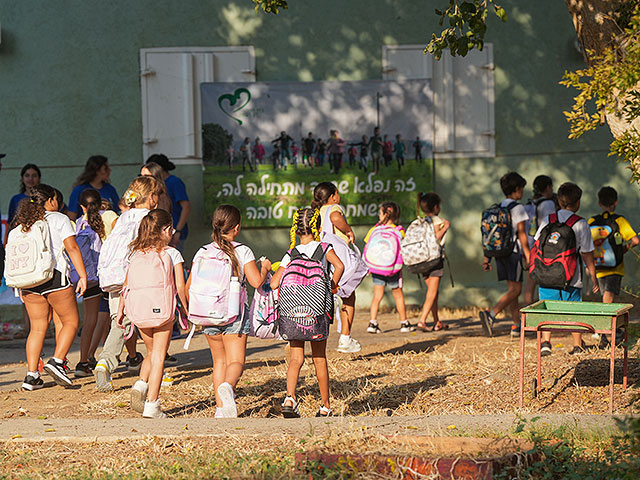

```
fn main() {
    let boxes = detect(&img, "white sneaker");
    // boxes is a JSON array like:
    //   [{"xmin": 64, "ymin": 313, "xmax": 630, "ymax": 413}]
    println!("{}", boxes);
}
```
[
  {"xmin": 160, "ymin": 373, "xmax": 174, "ymax": 388},
  {"xmin": 217, "ymin": 382, "xmax": 237, "ymax": 418},
  {"xmin": 142, "ymin": 399, "xmax": 166, "ymax": 418},
  {"xmin": 130, "ymin": 380, "xmax": 148, "ymax": 413},
  {"xmin": 94, "ymin": 361, "xmax": 113, "ymax": 392},
  {"xmin": 337, "ymin": 336, "xmax": 362, "ymax": 353},
  {"xmin": 367, "ymin": 322, "xmax": 382, "ymax": 334},
  {"xmin": 214, "ymin": 407, "xmax": 224, "ymax": 418}
]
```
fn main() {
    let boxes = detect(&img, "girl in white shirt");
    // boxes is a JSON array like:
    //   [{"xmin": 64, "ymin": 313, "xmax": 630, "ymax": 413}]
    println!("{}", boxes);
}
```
[
  {"xmin": 12, "ymin": 184, "xmax": 87, "ymax": 390},
  {"xmin": 116, "ymin": 209, "xmax": 188, "ymax": 418}
]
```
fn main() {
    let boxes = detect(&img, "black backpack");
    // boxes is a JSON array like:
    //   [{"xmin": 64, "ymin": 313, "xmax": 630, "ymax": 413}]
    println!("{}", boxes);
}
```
[
  {"xmin": 589, "ymin": 212, "xmax": 624, "ymax": 269},
  {"xmin": 481, "ymin": 202, "xmax": 517, "ymax": 258}
]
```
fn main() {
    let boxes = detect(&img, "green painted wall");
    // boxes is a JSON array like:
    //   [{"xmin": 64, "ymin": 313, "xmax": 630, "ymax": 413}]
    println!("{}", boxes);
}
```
[{"xmin": 0, "ymin": 1, "xmax": 632, "ymax": 313}]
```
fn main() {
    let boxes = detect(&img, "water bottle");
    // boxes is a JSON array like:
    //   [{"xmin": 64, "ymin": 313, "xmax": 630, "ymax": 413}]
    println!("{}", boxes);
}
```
[{"xmin": 228, "ymin": 276, "xmax": 241, "ymax": 318}]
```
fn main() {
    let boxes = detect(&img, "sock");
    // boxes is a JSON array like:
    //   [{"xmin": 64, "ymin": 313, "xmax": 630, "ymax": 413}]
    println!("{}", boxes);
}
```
[
  {"xmin": 216, "ymin": 407, "xmax": 223, "ymax": 415},
  {"xmin": 27, "ymin": 371, "xmax": 39, "ymax": 379},
  {"xmin": 489, "ymin": 310, "xmax": 496, "ymax": 319},
  {"xmin": 52, "ymin": 357, "xmax": 63, "ymax": 364},
  {"xmin": 370, "ymin": 319, "xmax": 378, "ymax": 325},
  {"xmin": 340, "ymin": 334, "xmax": 350, "ymax": 343}
]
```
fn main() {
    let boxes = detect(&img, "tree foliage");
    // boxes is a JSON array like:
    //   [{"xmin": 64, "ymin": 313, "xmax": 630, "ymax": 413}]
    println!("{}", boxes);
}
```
[{"xmin": 251, "ymin": 0, "xmax": 288, "ymax": 14}]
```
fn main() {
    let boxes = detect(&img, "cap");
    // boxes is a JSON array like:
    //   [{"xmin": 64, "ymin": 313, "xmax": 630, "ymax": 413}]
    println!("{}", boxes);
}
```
[{"xmin": 145, "ymin": 153, "xmax": 175, "ymax": 171}]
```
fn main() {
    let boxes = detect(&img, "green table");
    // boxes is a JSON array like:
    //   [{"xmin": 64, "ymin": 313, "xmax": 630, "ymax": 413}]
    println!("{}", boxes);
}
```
[{"xmin": 519, "ymin": 300, "xmax": 632, "ymax": 413}]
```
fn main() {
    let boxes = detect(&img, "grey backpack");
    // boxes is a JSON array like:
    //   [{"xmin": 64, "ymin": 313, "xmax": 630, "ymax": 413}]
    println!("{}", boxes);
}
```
[{"xmin": 400, "ymin": 217, "xmax": 443, "ymax": 274}]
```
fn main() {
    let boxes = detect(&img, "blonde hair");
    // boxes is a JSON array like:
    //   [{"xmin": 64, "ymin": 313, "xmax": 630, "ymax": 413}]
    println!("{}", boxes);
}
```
[
  {"xmin": 122, "ymin": 175, "xmax": 163, "ymax": 208},
  {"xmin": 289, "ymin": 208, "xmax": 321, "ymax": 248}
]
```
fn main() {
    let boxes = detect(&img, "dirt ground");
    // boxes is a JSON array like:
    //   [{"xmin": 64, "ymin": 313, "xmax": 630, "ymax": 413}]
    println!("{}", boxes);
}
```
[{"xmin": 1, "ymin": 307, "xmax": 638, "ymax": 421}]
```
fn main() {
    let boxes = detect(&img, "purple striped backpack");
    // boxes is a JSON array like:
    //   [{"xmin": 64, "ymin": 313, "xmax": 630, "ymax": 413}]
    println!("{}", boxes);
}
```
[{"xmin": 276, "ymin": 243, "xmax": 333, "ymax": 342}]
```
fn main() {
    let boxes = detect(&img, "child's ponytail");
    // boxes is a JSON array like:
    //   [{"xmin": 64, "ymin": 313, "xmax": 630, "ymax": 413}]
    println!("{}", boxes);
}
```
[
  {"xmin": 11, "ymin": 184, "xmax": 55, "ymax": 232},
  {"xmin": 211, "ymin": 205, "xmax": 241, "ymax": 277},
  {"xmin": 80, "ymin": 189, "xmax": 106, "ymax": 240},
  {"xmin": 311, "ymin": 182, "xmax": 337, "ymax": 210}
]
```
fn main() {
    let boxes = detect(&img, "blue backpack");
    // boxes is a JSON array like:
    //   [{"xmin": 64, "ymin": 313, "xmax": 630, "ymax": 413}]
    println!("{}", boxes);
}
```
[{"xmin": 70, "ymin": 216, "xmax": 102, "ymax": 285}]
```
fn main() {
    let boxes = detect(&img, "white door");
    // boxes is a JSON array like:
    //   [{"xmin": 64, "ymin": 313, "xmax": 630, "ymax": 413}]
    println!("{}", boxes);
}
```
[{"xmin": 140, "ymin": 47, "xmax": 256, "ymax": 164}]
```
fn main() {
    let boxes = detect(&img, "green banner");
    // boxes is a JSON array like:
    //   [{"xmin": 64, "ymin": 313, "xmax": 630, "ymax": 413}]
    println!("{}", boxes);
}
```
[{"xmin": 204, "ymin": 161, "xmax": 432, "ymax": 227}]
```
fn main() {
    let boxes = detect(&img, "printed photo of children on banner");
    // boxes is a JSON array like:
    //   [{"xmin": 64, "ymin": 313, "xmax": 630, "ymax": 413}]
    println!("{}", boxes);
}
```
[{"xmin": 200, "ymin": 80, "xmax": 434, "ymax": 227}]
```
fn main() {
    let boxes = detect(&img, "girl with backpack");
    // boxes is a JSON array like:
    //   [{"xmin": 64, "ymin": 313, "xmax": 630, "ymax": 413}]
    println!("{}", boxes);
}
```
[
  {"xmin": 115, "ymin": 209, "xmax": 188, "ymax": 418},
  {"xmin": 7, "ymin": 184, "xmax": 88, "ymax": 390},
  {"xmin": 313, "ymin": 182, "xmax": 368, "ymax": 354},
  {"xmin": 186, "ymin": 205, "xmax": 271, "ymax": 418},
  {"xmin": 270, "ymin": 208, "xmax": 344, "ymax": 417},
  {"xmin": 94, "ymin": 175, "xmax": 164, "ymax": 392},
  {"xmin": 414, "ymin": 192, "xmax": 450, "ymax": 332},
  {"xmin": 73, "ymin": 189, "xmax": 118, "ymax": 377},
  {"xmin": 363, "ymin": 202, "xmax": 413, "ymax": 334}
]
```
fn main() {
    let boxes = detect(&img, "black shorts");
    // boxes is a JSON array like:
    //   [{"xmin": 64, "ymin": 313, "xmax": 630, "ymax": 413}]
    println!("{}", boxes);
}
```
[
  {"xmin": 22, "ymin": 270, "xmax": 71, "ymax": 296},
  {"xmin": 598, "ymin": 274, "xmax": 622, "ymax": 296},
  {"xmin": 83, "ymin": 283, "xmax": 103, "ymax": 300},
  {"xmin": 495, "ymin": 252, "xmax": 523, "ymax": 283}
]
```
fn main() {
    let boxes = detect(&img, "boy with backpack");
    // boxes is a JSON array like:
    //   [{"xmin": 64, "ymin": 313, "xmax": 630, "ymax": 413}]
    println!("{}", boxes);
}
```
[
  {"xmin": 588, "ymin": 186, "xmax": 639, "ymax": 345},
  {"xmin": 479, "ymin": 172, "xmax": 530, "ymax": 337},
  {"xmin": 530, "ymin": 182, "xmax": 599, "ymax": 355}
]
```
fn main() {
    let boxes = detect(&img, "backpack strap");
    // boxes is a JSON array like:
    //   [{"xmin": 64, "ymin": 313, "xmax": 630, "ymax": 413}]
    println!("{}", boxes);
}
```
[
  {"xmin": 549, "ymin": 211, "xmax": 558, "ymax": 224},
  {"xmin": 310, "ymin": 243, "xmax": 328, "ymax": 262},
  {"xmin": 289, "ymin": 247, "xmax": 302, "ymax": 260},
  {"xmin": 565, "ymin": 214, "xmax": 581, "ymax": 228}
]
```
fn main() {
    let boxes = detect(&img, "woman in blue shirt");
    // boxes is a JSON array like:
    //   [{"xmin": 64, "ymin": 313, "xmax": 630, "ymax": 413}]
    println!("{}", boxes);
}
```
[
  {"xmin": 68, "ymin": 155, "xmax": 120, "ymax": 221},
  {"xmin": 8, "ymin": 164, "xmax": 41, "ymax": 224}
]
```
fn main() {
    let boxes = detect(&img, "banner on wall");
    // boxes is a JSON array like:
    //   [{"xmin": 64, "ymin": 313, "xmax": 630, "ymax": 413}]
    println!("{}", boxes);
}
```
[{"xmin": 200, "ymin": 79, "xmax": 434, "ymax": 227}]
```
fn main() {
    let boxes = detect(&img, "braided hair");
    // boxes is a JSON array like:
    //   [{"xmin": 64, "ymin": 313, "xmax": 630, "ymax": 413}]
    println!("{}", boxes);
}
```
[{"xmin": 289, "ymin": 207, "xmax": 321, "ymax": 248}]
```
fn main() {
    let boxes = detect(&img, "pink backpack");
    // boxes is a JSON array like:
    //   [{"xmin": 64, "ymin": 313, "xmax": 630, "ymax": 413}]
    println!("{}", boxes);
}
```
[
  {"xmin": 122, "ymin": 249, "xmax": 176, "ymax": 331},
  {"xmin": 362, "ymin": 224, "xmax": 404, "ymax": 276},
  {"xmin": 249, "ymin": 272, "xmax": 279, "ymax": 340}
]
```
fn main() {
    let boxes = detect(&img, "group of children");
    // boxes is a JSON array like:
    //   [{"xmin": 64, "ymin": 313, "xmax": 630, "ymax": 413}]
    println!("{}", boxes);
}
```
[{"xmin": 479, "ymin": 172, "xmax": 638, "ymax": 355}]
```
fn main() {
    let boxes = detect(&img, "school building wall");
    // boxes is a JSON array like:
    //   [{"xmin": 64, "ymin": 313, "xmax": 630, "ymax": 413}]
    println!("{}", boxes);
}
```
[{"xmin": 0, "ymin": 1, "xmax": 632, "ymax": 315}]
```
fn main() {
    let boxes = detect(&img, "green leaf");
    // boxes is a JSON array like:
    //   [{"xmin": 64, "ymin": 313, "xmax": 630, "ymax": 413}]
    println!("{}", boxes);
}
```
[
  {"xmin": 457, "ymin": 36, "xmax": 469, "ymax": 56},
  {"xmin": 494, "ymin": 5, "xmax": 507, "ymax": 22}
]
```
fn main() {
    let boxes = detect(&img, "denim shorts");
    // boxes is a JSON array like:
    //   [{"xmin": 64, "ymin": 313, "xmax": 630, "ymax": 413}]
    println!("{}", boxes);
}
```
[
  {"xmin": 371, "ymin": 272, "xmax": 402, "ymax": 289},
  {"xmin": 204, "ymin": 308, "xmax": 250, "ymax": 336}
]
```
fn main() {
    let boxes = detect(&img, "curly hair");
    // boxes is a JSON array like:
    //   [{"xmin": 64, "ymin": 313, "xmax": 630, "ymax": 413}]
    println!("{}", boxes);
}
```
[
  {"xmin": 289, "ymin": 208, "xmax": 321, "ymax": 248},
  {"xmin": 11, "ymin": 184, "xmax": 56, "ymax": 232},
  {"xmin": 211, "ymin": 205, "xmax": 241, "ymax": 278},
  {"xmin": 79, "ymin": 189, "xmax": 106, "ymax": 240},
  {"xmin": 129, "ymin": 209, "xmax": 173, "ymax": 253},
  {"xmin": 122, "ymin": 175, "xmax": 163, "ymax": 209},
  {"xmin": 74, "ymin": 155, "xmax": 109, "ymax": 187}
]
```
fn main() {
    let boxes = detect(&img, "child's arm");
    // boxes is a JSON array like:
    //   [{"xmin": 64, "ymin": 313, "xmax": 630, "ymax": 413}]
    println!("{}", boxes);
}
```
[
  {"xmin": 435, "ymin": 219, "xmax": 450, "ymax": 242},
  {"xmin": 174, "ymin": 262, "xmax": 188, "ymax": 317},
  {"xmin": 482, "ymin": 256, "xmax": 492, "ymax": 271},
  {"xmin": 330, "ymin": 209, "xmax": 355, "ymax": 243},
  {"xmin": 581, "ymin": 251, "xmax": 600, "ymax": 294},
  {"xmin": 516, "ymin": 221, "xmax": 530, "ymax": 266},
  {"xmin": 270, "ymin": 266, "xmax": 285, "ymax": 290},
  {"xmin": 63, "ymin": 236, "xmax": 87, "ymax": 296},
  {"xmin": 185, "ymin": 273, "xmax": 191, "ymax": 303},
  {"xmin": 244, "ymin": 258, "xmax": 272, "ymax": 289},
  {"xmin": 115, "ymin": 274, "xmax": 128, "ymax": 328},
  {"xmin": 625, "ymin": 235, "xmax": 640, "ymax": 253},
  {"xmin": 325, "ymin": 249, "xmax": 345, "ymax": 293}
]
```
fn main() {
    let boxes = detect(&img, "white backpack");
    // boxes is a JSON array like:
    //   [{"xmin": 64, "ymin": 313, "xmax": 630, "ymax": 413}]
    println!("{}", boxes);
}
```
[
  {"xmin": 400, "ymin": 217, "xmax": 443, "ymax": 274},
  {"xmin": 97, "ymin": 209, "xmax": 148, "ymax": 292},
  {"xmin": 4, "ymin": 220, "xmax": 56, "ymax": 289}
]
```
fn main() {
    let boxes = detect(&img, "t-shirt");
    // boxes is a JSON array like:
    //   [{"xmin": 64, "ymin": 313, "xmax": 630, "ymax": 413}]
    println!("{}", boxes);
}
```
[
  {"xmin": 44, "ymin": 211, "xmax": 76, "ymax": 278},
  {"xmin": 279, "ymin": 241, "xmax": 334, "ymax": 270},
  {"xmin": 501, "ymin": 199, "xmax": 529, "ymax": 254},
  {"xmin": 369, "ymin": 135, "xmax": 383, "ymax": 153},
  {"xmin": 394, "ymin": 141, "xmax": 406, "ymax": 156},
  {"xmin": 193, "ymin": 241, "xmax": 255, "ymax": 284},
  {"xmin": 165, "ymin": 175, "xmax": 189, "ymax": 241},
  {"xmin": 164, "ymin": 246, "xmax": 184, "ymax": 267},
  {"xmin": 319, "ymin": 204, "xmax": 350, "ymax": 244},
  {"xmin": 588, "ymin": 213, "xmax": 637, "ymax": 278},
  {"xmin": 303, "ymin": 138, "xmax": 315, "ymax": 153},
  {"xmin": 78, "ymin": 210, "xmax": 119, "ymax": 239},
  {"xmin": 525, "ymin": 198, "xmax": 557, "ymax": 247},
  {"xmin": 68, "ymin": 183, "xmax": 120, "ymax": 216},
  {"xmin": 535, "ymin": 209, "xmax": 594, "ymax": 289},
  {"xmin": 431, "ymin": 215, "xmax": 447, "ymax": 246},
  {"xmin": 8, "ymin": 193, "xmax": 28, "ymax": 223}
]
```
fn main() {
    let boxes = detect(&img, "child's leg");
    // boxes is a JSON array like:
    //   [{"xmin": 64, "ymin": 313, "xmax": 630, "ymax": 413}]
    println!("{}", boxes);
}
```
[
  {"xmin": 508, "ymin": 294, "xmax": 521, "ymax": 325},
  {"xmin": 140, "ymin": 324, "xmax": 171, "ymax": 403},
  {"xmin": 602, "ymin": 291, "xmax": 615, "ymax": 303},
  {"xmin": 124, "ymin": 337, "xmax": 138, "ymax": 359},
  {"xmin": 23, "ymin": 293, "xmax": 51, "ymax": 372},
  {"xmin": 340, "ymin": 292, "xmax": 356, "ymax": 335},
  {"xmin": 310, "ymin": 340, "xmax": 330, "ymax": 408},
  {"xmin": 492, "ymin": 281, "xmax": 522, "ymax": 316},
  {"xmin": 391, "ymin": 287, "xmax": 407, "ymax": 322},
  {"xmin": 89, "ymin": 311, "xmax": 110, "ymax": 358},
  {"xmin": 430, "ymin": 289, "xmax": 441, "ymax": 327},
  {"xmin": 221, "ymin": 333, "xmax": 248, "ymax": 387},
  {"xmin": 79, "ymin": 296, "xmax": 100, "ymax": 363},
  {"xmin": 206, "ymin": 334, "xmax": 227, "ymax": 407},
  {"xmin": 523, "ymin": 273, "xmax": 537, "ymax": 306},
  {"xmin": 370, "ymin": 284, "xmax": 385, "ymax": 322},
  {"xmin": 286, "ymin": 341, "xmax": 305, "ymax": 400},
  {"xmin": 47, "ymin": 287, "xmax": 79, "ymax": 361},
  {"xmin": 418, "ymin": 276, "xmax": 441, "ymax": 326}
]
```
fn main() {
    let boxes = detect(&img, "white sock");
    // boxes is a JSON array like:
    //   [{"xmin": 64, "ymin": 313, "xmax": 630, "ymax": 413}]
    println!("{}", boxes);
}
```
[
  {"xmin": 52, "ymin": 357, "xmax": 63, "ymax": 364},
  {"xmin": 370, "ymin": 319, "xmax": 378, "ymax": 325},
  {"xmin": 27, "ymin": 371, "xmax": 39, "ymax": 379},
  {"xmin": 340, "ymin": 334, "xmax": 350, "ymax": 343}
]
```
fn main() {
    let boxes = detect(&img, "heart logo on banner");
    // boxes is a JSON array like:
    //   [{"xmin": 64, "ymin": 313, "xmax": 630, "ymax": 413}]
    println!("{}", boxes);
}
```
[{"xmin": 217, "ymin": 88, "xmax": 252, "ymax": 125}]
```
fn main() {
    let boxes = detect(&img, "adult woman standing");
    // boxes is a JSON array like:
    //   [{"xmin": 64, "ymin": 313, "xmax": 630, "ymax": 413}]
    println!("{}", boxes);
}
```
[
  {"xmin": 8, "ymin": 164, "xmax": 41, "ymax": 223},
  {"xmin": 67, "ymin": 155, "xmax": 120, "ymax": 221}
]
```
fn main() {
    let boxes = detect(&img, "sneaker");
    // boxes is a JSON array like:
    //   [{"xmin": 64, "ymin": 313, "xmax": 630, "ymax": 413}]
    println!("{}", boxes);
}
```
[
  {"xmin": 337, "ymin": 336, "xmax": 362, "ymax": 353},
  {"xmin": 479, "ymin": 310, "xmax": 494, "ymax": 337},
  {"xmin": 214, "ymin": 407, "xmax": 224, "ymax": 419},
  {"xmin": 43, "ymin": 358, "xmax": 73, "ymax": 387},
  {"xmin": 62, "ymin": 358, "xmax": 71, "ymax": 374},
  {"xmin": 74, "ymin": 361, "xmax": 93, "ymax": 378},
  {"xmin": 126, "ymin": 353, "xmax": 144, "ymax": 373},
  {"xmin": 400, "ymin": 322, "xmax": 416, "ymax": 333},
  {"xmin": 217, "ymin": 382, "xmax": 237, "ymax": 418},
  {"xmin": 569, "ymin": 343, "xmax": 585, "ymax": 355},
  {"xmin": 22, "ymin": 374, "xmax": 44, "ymax": 391},
  {"xmin": 540, "ymin": 341, "xmax": 552, "ymax": 357},
  {"xmin": 161, "ymin": 373, "xmax": 174, "ymax": 388},
  {"xmin": 281, "ymin": 395, "xmax": 300, "ymax": 418},
  {"xmin": 367, "ymin": 322, "xmax": 382, "ymax": 334},
  {"xmin": 94, "ymin": 361, "xmax": 113, "ymax": 392},
  {"xmin": 164, "ymin": 354, "xmax": 178, "ymax": 366},
  {"xmin": 510, "ymin": 325, "xmax": 521, "ymax": 337},
  {"xmin": 88, "ymin": 357, "xmax": 97, "ymax": 370},
  {"xmin": 142, "ymin": 399, "xmax": 166, "ymax": 418},
  {"xmin": 130, "ymin": 380, "xmax": 149, "ymax": 413}
]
